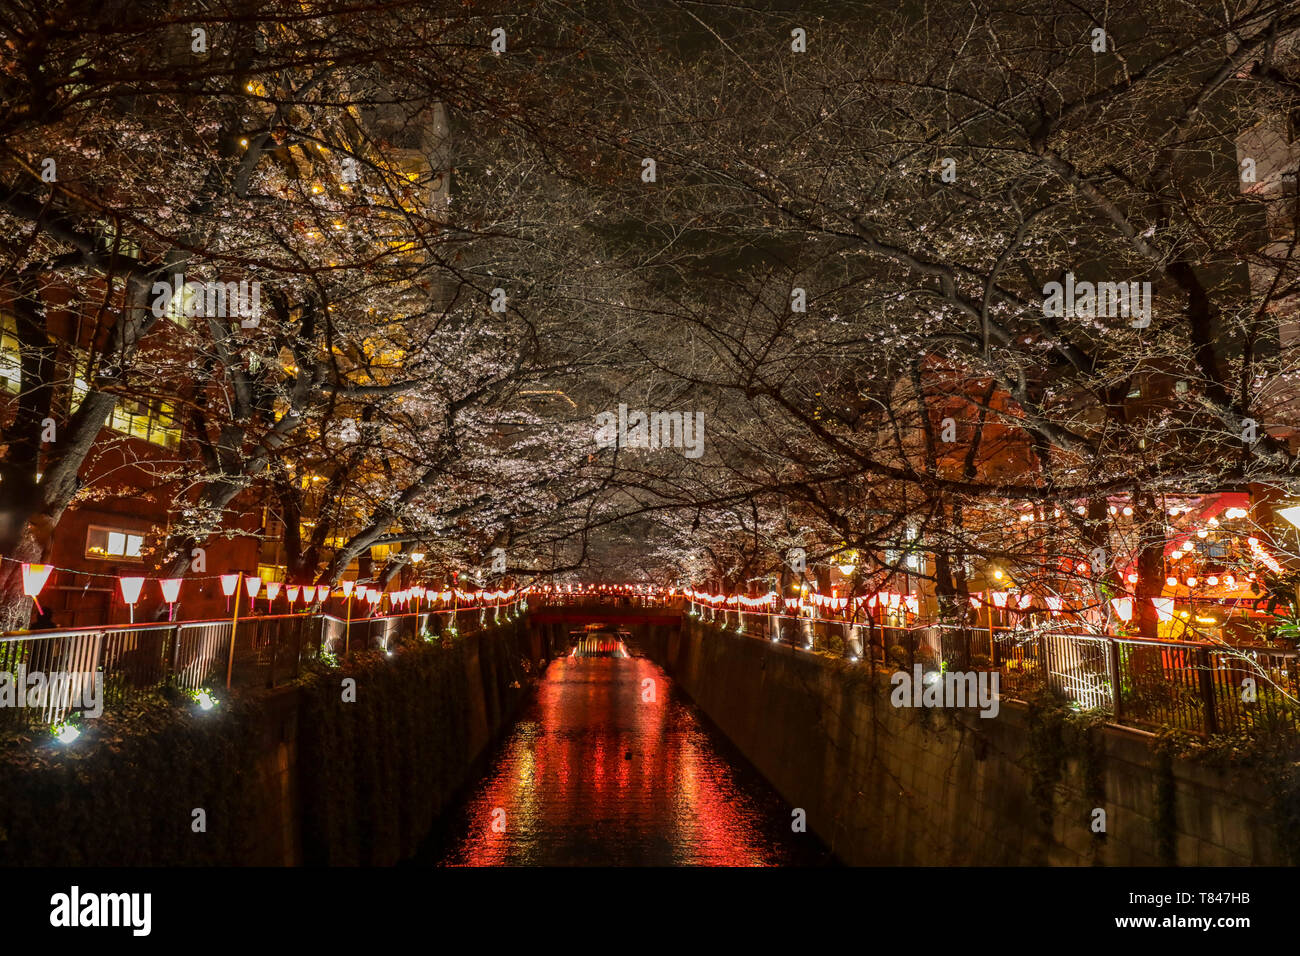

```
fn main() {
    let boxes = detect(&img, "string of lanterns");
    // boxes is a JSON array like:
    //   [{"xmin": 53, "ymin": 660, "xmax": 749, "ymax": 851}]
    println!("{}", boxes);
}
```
[{"xmin": 19, "ymin": 561, "xmax": 521, "ymax": 623}]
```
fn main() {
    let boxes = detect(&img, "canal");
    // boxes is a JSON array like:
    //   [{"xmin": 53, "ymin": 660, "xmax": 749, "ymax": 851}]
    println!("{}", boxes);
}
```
[{"xmin": 415, "ymin": 634, "xmax": 834, "ymax": 866}]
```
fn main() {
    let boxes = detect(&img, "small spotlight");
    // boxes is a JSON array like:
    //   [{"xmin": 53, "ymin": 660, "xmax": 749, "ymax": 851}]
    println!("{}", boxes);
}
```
[
  {"xmin": 196, "ymin": 691, "xmax": 216, "ymax": 711},
  {"xmin": 53, "ymin": 723, "xmax": 80, "ymax": 744}
]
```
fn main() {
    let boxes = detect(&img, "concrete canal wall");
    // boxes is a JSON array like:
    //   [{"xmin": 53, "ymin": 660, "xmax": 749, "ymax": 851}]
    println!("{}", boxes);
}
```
[
  {"xmin": 642, "ymin": 618, "xmax": 1291, "ymax": 866},
  {"xmin": 0, "ymin": 620, "xmax": 550, "ymax": 866}
]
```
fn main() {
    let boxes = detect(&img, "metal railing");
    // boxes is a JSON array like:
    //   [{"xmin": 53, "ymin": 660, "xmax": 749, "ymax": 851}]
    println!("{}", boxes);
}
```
[
  {"xmin": 685, "ymin": 599, "xmax": 1300, "ymax": 737},
  {"xmin": 0, "ymin": 599, "xmax": 525, "ymax": 728}
]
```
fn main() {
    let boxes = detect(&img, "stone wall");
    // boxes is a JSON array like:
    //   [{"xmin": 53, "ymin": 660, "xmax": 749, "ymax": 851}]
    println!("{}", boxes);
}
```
[
  {"xmin": 0, "ymin": 620, "xmax": 547, "ymax": 866},
  {"xmin": 642, "ymin": 618, "xmax": 1286, "ymax": 866}
]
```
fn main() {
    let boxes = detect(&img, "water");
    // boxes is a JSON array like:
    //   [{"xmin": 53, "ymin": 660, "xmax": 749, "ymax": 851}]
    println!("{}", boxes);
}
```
[{"xmin": 419, "ymin": 639, "xmax": 833, "ymax": 866}]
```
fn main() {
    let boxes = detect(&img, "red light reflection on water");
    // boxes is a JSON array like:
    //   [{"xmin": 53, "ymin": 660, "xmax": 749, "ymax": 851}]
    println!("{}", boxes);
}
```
[{"xmin": 441, "ymin": 654, "xmax": 804, "ymax": 866}]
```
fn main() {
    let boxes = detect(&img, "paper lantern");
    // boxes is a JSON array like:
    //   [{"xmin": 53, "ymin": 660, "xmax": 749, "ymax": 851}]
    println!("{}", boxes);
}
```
[
  {"xmin": 991, "ymin": 591, "xmax": 1008, "ymax": 608},
  {"xmin": 1017, "ymin": 594, "xmax": 1034, "ymax": 610},
  {"xmin": 159, "ymin": 578, "xmax": 182, "ymax": 604},
  {"xmin": 245, "ymin": 576, "xmax": 262, "ymax": 599},
  {"xmin": 1045, "ymin": 596, "xmax": 1062, "ymax": 615},
  {"xmin": 118, "ymin": 575, "xmax": 145, "ymax": 623},
  {"xmin": 303, "ymin": 585, "xmax": 318, "ymax": 603},
  {"xmin": 21, "ymin": 563, "xmax": 52, "ymax": 598},
  {"xmin": 1248, "ymin": 537, "xmax": 1283, "ymax": 574},
  {"xmin": 1110, "ymin": 597, "xmax": 1133, "ymax": 622},
  {"xmin": 219, "ymin": 573, "xmax": 240, "ymax": 597},
  {"xmin": 341, "ymin": 580, "xmax": 355, "ymax": 597},
  {"xmin": 1152, "ymin": 598, "xmax": 1175, "ymax": 623},
  {"xmin": 286, "ymin": 585, "xmax": 300, "ymax": 602},
  {"xmin": 265, "ymin": 581, "xmax": 282, "ymax": 602},
  {"xmin": 119, "ymin": 576, "xmax": 145, "ymax": 604}
]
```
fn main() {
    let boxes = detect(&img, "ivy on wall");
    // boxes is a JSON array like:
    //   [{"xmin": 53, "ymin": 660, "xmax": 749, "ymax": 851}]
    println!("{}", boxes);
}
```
[{"xmin": 1156, "ymin": 727, "xmax": 1300, "ymax": 866}]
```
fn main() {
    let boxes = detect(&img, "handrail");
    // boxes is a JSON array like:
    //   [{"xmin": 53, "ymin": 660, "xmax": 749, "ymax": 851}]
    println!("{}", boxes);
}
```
[
  {"xmin": 682, "ymin": 597, "xmax": 1300, "ymax": 737},
  {"xmin": 0, "ymin": 598, "xmax": 528, "ymax": 731}
]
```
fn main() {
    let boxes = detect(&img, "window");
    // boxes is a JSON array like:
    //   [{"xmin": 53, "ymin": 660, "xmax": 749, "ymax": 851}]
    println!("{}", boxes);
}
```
[
  {"xmin": 110, "ymin": 397, "xmax": 181, "ymax": 449},
  {"xmin": 0, "ymin": 312, "xmax": 19, "ymax": 394},
  {"xmin": 95, "ymin": 219, "xmax": 142, "ymax": 262},
  {"xmin": 163, "ymin": 283, "xmax": 202, "ymax": 329},
  {"xmin": 86, "ymin": 525, "xmax": 145, "ymax": 561},
  {"xmin": 72, "ymin": 376, "xmax": 182, "ymax": 449}
]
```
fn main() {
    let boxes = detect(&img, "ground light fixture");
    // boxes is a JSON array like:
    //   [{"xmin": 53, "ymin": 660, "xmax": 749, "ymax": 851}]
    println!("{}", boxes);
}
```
[{"xmin": 52, "ymin": 722, "xmax": 80, "ymax": 744}]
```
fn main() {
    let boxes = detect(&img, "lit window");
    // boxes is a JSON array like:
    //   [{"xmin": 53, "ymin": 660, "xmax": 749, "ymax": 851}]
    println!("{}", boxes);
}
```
[
  {"xmin": 101, "ymin": 394, "xmax": 181, "ymax": 449},
  {"xmin": 96, "ymin": 219, "xmax": 141, "ymax": 261},
  {"xmin": 86, "ymin": 525, "xmax": 145, "ymax": 561},
  {"xmin": 0, "ymin": 312, "xmax": 20, "ymax": 394},
  {"xmin": 164, "ymin": 284, "xmax": 203, "ymax": 329}
]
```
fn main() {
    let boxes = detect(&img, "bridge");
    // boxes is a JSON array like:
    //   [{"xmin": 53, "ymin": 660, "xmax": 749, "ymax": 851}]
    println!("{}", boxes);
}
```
[{"xmin": 528, "ymin": 596, "xmax": 685, "ymax": 628}]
